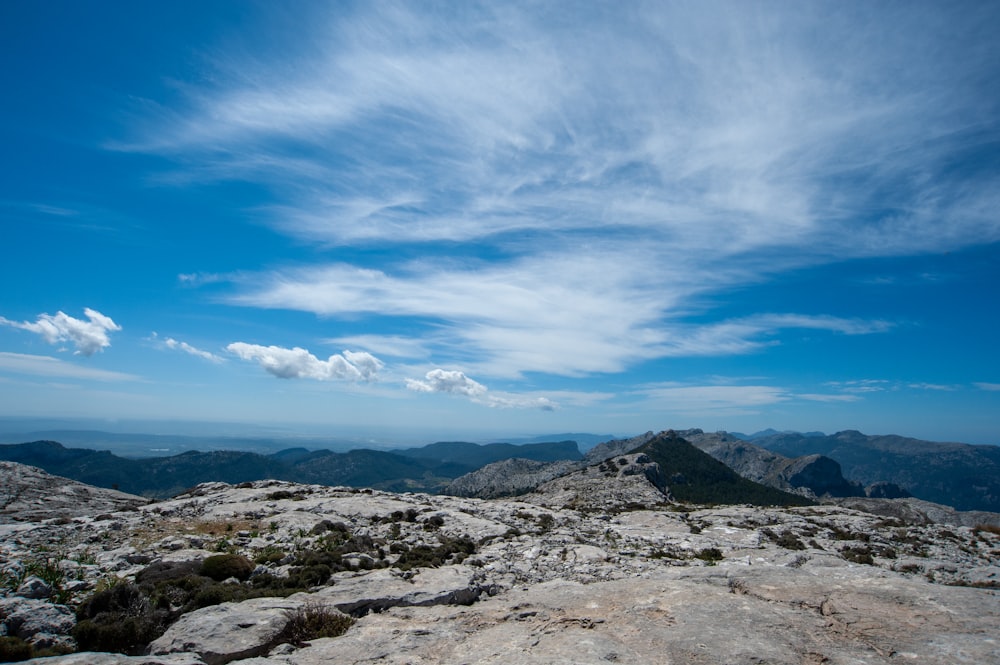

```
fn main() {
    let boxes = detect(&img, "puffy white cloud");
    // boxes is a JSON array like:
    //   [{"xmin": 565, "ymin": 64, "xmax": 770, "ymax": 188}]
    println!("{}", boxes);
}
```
[
  {"xmin": 0, "ymin": 308, "xmax": 121, "ymax": 356},
  {"xmin": 406, "ymin": 368, "xmax": 556, "ymax": 410},
  {"xmin": 406, "ymin": 369, "xmax": 486, "ymax": 397},
  {"xmin": 227, "ymin": 342, "xmax": 382, "ymax": 381}
]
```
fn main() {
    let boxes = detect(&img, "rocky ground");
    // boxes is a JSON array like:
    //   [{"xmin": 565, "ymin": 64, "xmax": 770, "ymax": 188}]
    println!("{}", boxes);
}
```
[{"xmin": 1, "ymin": 462, "xmax": 999, "ymax": 664}]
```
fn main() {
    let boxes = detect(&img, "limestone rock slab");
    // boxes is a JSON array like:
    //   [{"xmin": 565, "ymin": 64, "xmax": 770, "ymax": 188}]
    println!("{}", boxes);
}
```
[{"xmin": 148, "ymin": 596, "xmax": 303, "ymax": 665}]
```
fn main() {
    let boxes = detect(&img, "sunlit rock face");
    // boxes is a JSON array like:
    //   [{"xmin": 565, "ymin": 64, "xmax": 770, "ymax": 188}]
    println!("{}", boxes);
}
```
[{"xmin": 1, "ymin": 461, "xmax": 998, "ymax": 664}]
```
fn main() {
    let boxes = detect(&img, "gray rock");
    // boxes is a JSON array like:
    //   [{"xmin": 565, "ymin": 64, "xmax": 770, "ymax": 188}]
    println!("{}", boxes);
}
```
[
  {"xmin": 583, "ymin": 432, "xmax": 657, "ymax": 464},
  {"xmin": 445, "ymin": 458, "xmax": 578, "ymax": 498},
  {"xmin": 313, "ymin": 565, "xmax": 486, "ymax": 615},
  {"xmin": 148, "ymin": 596, "xmax": 303, "ymax": 665},
  {"xmin": 15, "ymin": 575, "xmax": 52, "ymax": 599},
  {"xmin": 255, "ymin": 563, "xmax": 1000, "ymax": 665},
  {"xmin": 24, "ymin": 654, "xmax": 206, "ymax": 664},
  {"xmin": 6, "ymin": 459, "xmax": 1000, "ymax": 665},
  {"xmin": 0, "ymin": 596, "xmax": 75, "ymax": 640},
  {"xmin": 524, "ymin": 452, "xmax": 671, "ymax": 511}
]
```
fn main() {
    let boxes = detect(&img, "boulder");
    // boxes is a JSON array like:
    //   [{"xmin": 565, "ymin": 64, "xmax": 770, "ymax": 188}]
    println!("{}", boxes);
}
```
[
  {"xmin": 313, "ymin": 565, "xmax": 486, "ymax": 616},
  {"xmin": 15, "ymin": 575, "xmax": 52, "ymax": 600},
  {"xmin": 148, "ymin": 596, "xmax": 304, "ymax": 665},
  {"xmin": 0, "ymin": 596, "xmax": 75, "ymax": 640}
]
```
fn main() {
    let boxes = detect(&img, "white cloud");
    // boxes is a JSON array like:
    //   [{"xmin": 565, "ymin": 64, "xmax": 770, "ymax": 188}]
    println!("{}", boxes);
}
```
[
  {"xmin": 974, "ymin": 382, "xmax": 1000, "ymax": 392},
  {"xmin": 0, "ymin": 308, "xmax": 121, "ymax": 356},
  {"xmin": 325, "ymin": 335, "xmax": 432, "ymax": 359},
  {"xmin": 118, "ymin": 4, "xmax": 997, "ymax": 383},
  {"xmin": 825, "ymin": 380, "xmax": 891, "ymax": 394},
  {"xmin": 154, "ymin": 334, "xmax": 225, "ymax": 364},
  {"xmin": 406, "ymin": 369, "xmax": 487, "ymax": 397},
  {"xmin": 0, "ymin": 352, "xmax": 138, "ymax": 381},
  {"xmin": 232, "ymin": 259, "xmax": 893, "ymax": 377},
  {"xmin": 124, "ymin": 3, "xmax": 1000, "ymax": 258},
  {"xmin": 406, "ymin": 368, "xmax": 556, "ymax": 410},
  {"xmin": 638, "ymin": 383, "xmax": 789, "ymax": 416},
  {"xmin": 796, "ymin": 393, "xmax": 862, "ymax": 403},
  {"xmin": 907, "ymin": 383, "xmax": 958, "ymax": 392},
  {"xmin": 227, "ymin": 342, "xmax": 382, "ymax": 381}
]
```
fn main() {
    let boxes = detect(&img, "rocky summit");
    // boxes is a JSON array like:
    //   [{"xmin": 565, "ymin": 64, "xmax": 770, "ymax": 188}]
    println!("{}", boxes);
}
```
[{"xmin": 1, "ymin": 450, "xmax": 999, "ymax": 664}]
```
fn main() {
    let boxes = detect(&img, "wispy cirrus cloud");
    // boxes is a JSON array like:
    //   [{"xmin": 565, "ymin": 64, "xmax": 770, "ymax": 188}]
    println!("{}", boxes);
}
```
[
  {"xmin": 126, "ymin": 3, "xmax": 1000, "ymax": 255},
  {"xmin": 974, "ymin": 382, "xmax": 1000, "ymax": 392},
  {"xmin": 0, "ymin": 308, "xmax": 121, "ymax": 356},
  {"xmin": 0, "ymin": 352, "xmax": 138, "ymax": 382},
  {"xmin": 227, "ymin": 342, "xmax": 382, "ymax": 382},
  {"xmin": 120, "ymin": 3, "xmax": 999, "ymax": 382},
  {"xmin": 231, "ymin": 258, "xmax": 893, "ymax": 377},
  {"xmin": 151, "ymin": 333, "xmax": 225, "ymax": 364}
]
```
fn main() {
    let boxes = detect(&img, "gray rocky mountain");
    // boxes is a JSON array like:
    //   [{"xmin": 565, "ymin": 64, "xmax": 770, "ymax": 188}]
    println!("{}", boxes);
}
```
[
  {"xmin": 443, "ymin": 458, "xmax": 579, "ymax": 498},
  {"xmin": 1, "ymin": 461, "xmax": 999, "ymax": 663},
  {"xmin": 679, "ymin": 429, "xmax": 864, "ymax": 498},
  {"xmin": 750, "ymin": 429, "xmax": 1000, "ymax": 511},
  {"xmin": 448, "ymin": 429, "xmax": 859, "ymax": 502},
  {"xmin": 0, "ymin": 461, "xmax": 149, "ymax": 523}
]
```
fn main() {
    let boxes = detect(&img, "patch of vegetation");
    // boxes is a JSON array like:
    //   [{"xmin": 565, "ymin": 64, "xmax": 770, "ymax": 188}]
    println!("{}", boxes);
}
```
[
  {"xmin": 311, "ymin": 520, "xmax": 350, "ymax": 535},
  {"xmin": 974, "ymin": 524, "xmax": 1000, "ymax": 537},
  {"xmin": 279, "ymin": 603, "xmax": 354, "ymax": 646},
  {"xmin": 536, "ymin": 513, "xmax": 555, "ymax": 531},
  {"xmin": 840, "ymin": 545, "xmax": 874, "ymax": 565},
  {"xmin": 72, "ymin": 583, "xmax": 168, "ymax": 655},
  {"xmin": 253, "ymin": 545, "xmax": 287, "ymax": 565},
  {"xmin": 762, "ymin": 528, "xmax": 806, "ymax": 550},
  {"xmin": 0, "ymin": 636, "xmax": 34, "ymax": 662},
  {"xmin": 383, "ymin": 508, "xmax": 420, "ymax": 523},
  {"xmin": 947, "ymin": 579, "xmax": 1000, "ymax": 589},
  {"xmin": 394, "ymin": 535, "xmax": 476, "ymax": 570},
  {"xmin": 423, "ymin": 515, "xmax": 446, "ymax": 530},
  {"xmin": 200, "ymin": 554, "xmax": 255, "ymax": 582},
  {"xmin": 694, "ymin": 547, "xmax": 724, "ymax": 563},
  {"xmin": 598, "ymin": 458, "xmax": 620, "ymax": 476}
]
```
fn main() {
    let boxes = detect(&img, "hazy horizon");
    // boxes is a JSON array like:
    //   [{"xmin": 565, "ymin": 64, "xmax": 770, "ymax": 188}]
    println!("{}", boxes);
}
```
[
  {"xmin": 1, "ymin": 416, "xmax": 997, "ymax": 455},
  {"xmin": 2, "ymin": 3, "xmax": 998, "ymax": 445}
]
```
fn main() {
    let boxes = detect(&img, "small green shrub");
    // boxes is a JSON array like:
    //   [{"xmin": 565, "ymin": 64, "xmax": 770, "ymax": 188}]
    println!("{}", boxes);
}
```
[
  {"xmin": 73, "ymin": 583, "xmax": 168, "ymax": 655},
  {"xmin": 280, "ymin": 603, "xmax": 354, "ymax": 646},
  {"xmin": 0, "ymin": 636, "xmax": 34, "ymax": 662},
  {"xmin": 254, "ymin": 546, "xmax": 286, "ymax": 565},
  {"xmin": 762, "ymin": 528, "xmax": 806, "ymax": 550},
  {"xmin": 694, "ymin": 547, "xmax": 724, "ymax": 563},
  {"xmin": 200, "ymin": 554, "xmax": 255, "ymax": 581},
  {"xmin": 841, "ymin": 546, "xmax": 874, "ymax": 565}
]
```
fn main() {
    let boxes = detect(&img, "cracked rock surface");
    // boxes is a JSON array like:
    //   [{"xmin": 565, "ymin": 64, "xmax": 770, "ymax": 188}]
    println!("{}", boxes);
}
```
[{"xmin": 0, "ymin": 462, "xmax": 997, "ymax": 664}]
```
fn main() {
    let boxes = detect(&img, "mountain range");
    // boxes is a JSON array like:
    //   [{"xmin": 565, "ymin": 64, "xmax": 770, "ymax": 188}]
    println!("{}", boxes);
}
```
[
  {"xmin": 0, "ymin": 427, "xmax": 996, "ymax": 512},
  {"xmin": 745, "ymin": 429, "xmax": 1000, "ymax": 512},
  {"xmin": 0, "ymin": 439, "xmax": 581, "ymax": 498}
]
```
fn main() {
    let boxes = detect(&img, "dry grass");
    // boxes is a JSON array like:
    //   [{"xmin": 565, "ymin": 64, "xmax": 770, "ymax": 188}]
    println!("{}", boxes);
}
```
[{"xmin": 129, "ymin": 517, "xmax": 262, "ymax": 549}]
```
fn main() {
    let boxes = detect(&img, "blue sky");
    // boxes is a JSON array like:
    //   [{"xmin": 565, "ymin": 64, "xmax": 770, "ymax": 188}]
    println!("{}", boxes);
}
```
[{"xmin": 1, "ymin": 1, "xmax": 999, "ymax": 445}]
